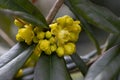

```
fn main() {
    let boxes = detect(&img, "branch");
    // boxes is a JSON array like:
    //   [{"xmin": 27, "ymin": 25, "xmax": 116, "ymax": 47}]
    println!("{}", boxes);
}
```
[
  {"xmin": 46, "ymin": 0, "xmax": 64, "ymax": 24},
  {"xmin": 0, "ymin": 28, "xmax": 15, "ymax": 47}
]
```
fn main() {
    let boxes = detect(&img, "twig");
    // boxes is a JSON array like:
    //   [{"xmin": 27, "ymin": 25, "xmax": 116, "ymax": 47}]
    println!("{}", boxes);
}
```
[
  {"xmin": 0, "ymin": 28, "xmax": 15, "ymax": 47},
  {"xmin": 46, "ymin": 0, "xmax": 64, "ymax": 24}
]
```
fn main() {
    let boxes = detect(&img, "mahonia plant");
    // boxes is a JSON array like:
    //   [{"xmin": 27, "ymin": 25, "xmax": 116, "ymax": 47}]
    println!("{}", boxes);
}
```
[{"xmin": 14, "ymin": 15, "xmax": 81, "ymax": 57}]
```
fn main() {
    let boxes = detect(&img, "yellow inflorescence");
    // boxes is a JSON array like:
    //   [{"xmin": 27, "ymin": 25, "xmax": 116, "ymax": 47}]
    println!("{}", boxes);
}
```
[{"xmin": 14, "ymin": 15, "xmax": 81, "ymax": 57}]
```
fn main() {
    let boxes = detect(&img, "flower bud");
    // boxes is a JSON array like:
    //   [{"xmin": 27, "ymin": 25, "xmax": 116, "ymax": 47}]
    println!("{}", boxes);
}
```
[
  {"xmin": 14, "ymin": 19, "xmax": 24, "ymax": 28},
  {"xmin": 16, "ymin": 34, "xmax": 24, "ymax": 41},
  {"xmin": 69, "ymin": 32, "xmax": 79, "ymax": 42},
  {"xmin": 45, "ymin": 31, "xmax": 52, "ymax": 39},
  {"xmin": 16, "ymin": 69, "xmax": 23, "ymax": 78},
  {"xmin": 16, "ymin": 26, "xmax": 34, "ymax": 45},
  {"xmin": 33, "ymin": 36, "xmax": 39, "ymax": 43},
  {"xmin": 34, "ymin": 27, "xmax": 42, "ymax": 34},
  {"xmin": 40, "ymin": 40, "xmax": 50, "ymax": 51},
  {"xmin": 37, "ymin": 31, "xmax": 45, "ymax": 39},
  {"xmin": 33, "ymin": 43, "xmax": 42, "ymax": 56},
  {"xmin": 64, "ymin": 43, "xmax": 76, "ymax": 55},
  {"xmin": 49, "ymin": 37, "xmax": 56, "ymax": 44},
  {"xmin": 49, "ymin": 23, "xmax": 58, "ymax": 35},
  {"xmin": 56, "ymin": 16, "xmax": 66, "ymax": 27},
  {"xmin": 56, "ymin": 47, "xmax": 64, "ymax": 57},
  {"xmin": 57, "ymin": 30, "xmax": 70, "ymax": 45},
  {"xmin": 50, "ymin": 44, "xmax": 57, "ymax": 52},
  {"xmin": 45, "ymin": 47, "xmax": 52, "ymax": 55},
  {"xmin": 65, "ymin": 16, "xmax": 73, "ymax": 26}
]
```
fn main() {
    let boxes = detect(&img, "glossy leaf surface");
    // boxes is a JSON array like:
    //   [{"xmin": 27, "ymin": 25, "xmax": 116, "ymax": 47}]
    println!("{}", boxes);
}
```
[
  {"xmin": 85, "ymin": 44, "xmax": 120, "ymax": 80},
  {"xmin": 0, "ymin": 43, "xmax": 34, "ymax": 80},
  {"xmin": 0, "ymin": 0, "xmax": 48, "ymax": 28},
  {"xmin": 34, "ymin": 54, "xmax": 72, "ymax": 80}
]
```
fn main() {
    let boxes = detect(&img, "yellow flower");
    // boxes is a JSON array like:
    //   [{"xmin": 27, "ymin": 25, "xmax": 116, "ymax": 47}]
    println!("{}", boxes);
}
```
[
  {"xmin": 16, "ymin": 25, "xmax": 34, "ymax": 45},
  {"xmin": 37, "ymin": 31, "xmax": 45, "ymax": 39},
  {"xmin": 56, "ymin": 46, "xmax": 64, "ymax": 57},
  {"xmin": 64, "ymin": 43, "xmax": 76, "ymax": 55},
  {"xmin": 40, "ymin": 39, "xmax": 50, "ymax": 51},
  {"xmin": 49, "ymin": 23, "xmax": 58, "ymax": 35},
  {"xmin": 34, "ymin": 27, "xmax": 43, "ymax": 34},
  {"xmin": 33, "ymin": 43, "xmax": 42, "ymax": 57},
  {"xmin": 33, "ymin": 36, "xmax": 39, "ymax": 43},
  {"xmin": 14, "ymin": 19, "xmax": 24, "ymax": 28},
  {"xmin": 45, "ymin": 31, "xmax": 52, "ymax": 39},
  {"xmin": 57, "ymin": 30, "xmax": 70, "ymax": 46},
  {"xmin": 16, "ymin": 69, "xmax": 23, "ymax": 78},
  {"xmin": 65, "ymin": 15, "xmax": 74, "ymax": 26},
  {"xmin": 16, "ymin": 34, "xmax": 24, "ymax": 41},
  {"xmin": 45, "ymin": 47, "xmax": 52, "ymax": 55},
  {"xmin": 69, "ymin": 32, "xmax": 79, "ymax": 42},
  {"xmin": 49, "ymin": 37, "xmax": 56, "ymax": 44},
  {"xmin": 72, "ymin": 23, "xmax": 81, "ymax": 33},
  {"xmin": 50, "ymin": 44, "xmax": 57, "ymax": 52},
  {"xmin": 56, "ymin": 16, "xmax": 66, "ymax": 27}
]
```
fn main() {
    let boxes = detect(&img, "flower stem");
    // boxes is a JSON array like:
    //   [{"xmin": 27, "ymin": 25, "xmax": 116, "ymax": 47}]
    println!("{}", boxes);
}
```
[{"xmin": 46, "ymin": 0, "xmax": 64, "ymax": 24}]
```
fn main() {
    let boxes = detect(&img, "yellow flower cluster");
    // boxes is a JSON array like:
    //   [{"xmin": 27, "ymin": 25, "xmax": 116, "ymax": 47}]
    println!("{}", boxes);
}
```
[{"xmin": 14, "ymin": 15, "xmax": 81, "ymax": 57}]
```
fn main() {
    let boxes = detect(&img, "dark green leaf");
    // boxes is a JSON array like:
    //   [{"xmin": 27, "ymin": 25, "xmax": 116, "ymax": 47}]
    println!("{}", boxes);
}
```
[
  {"xmin": 104, "ymin": 33, "xmax": 120, "ymax": 51},
  {"xmin": 71, "ymin": 53, "xmax": 88, "ymax": 76},
  {"xmin": 0, "ymin": 0, "xmax": 48, "ymax": 28},
  {"xmin": 65, "ymin": 0, "xmax": 120, "ymax": 34},
  {"xmin": 90, "ymin": 0, "xmax": 120, "ymax": 16},
  {"xmin": 85, "ymin": 44, "xmax": 120, "ymax": 80},
  {"xmin": 0, "ymin": 43, "xmax": 34, "ymax": 80},
  {"xmin": 34, "ymin": 53, "xmax": 72, "ymax": 80}
]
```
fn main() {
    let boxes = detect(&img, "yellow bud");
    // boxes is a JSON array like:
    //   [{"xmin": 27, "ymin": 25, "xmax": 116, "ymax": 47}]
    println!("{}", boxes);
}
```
[
  {"xmin": 45, "ymin": 47, "xmax": 52, "ymax": 55},
  {"xmin": 16, "ymin": 26, "xmax": 34, "ymax": 45},
  {"xmin": 56, "ymin": 47, "xmax": 64, "ymax": 57},
  {"xmin": 33, "ymin": 43, "xmax": 42, "ymax": 57},
  {"xmin": 72, "ymin": 24, "xmax": 81, "ymax": 33},
  {"xmin": 49, "ymin": 23, "xmax": 57, "ymax": 29},
  {"xmin": 74, "ymin": 21, "xmax": 81, "ymax": 24},
  {"xmin": 57, "ymin": 30, "xmax": 70, "ymax": 45},
  {"xmin": 16, "ymin": 69, "xmax": 23, "ymax": 77},
  {"xmin": 49, "ymin": 37, "xmax": 56, "ymax": 44},
  {"xmin": 45, "ymin": 31, "xmax": 52, "ymax": 39},
  {"xmin": 37, "ymin": 31, "xmax": 45, "ymax": 39},
  {"xmin": 33, "ymin": 36, "xmax": 39, "ymax": 43},
  {"xmin": 40, "ymin": 40, "xmax": 50, "ymax": 51},
  {"xmin": 65, "ymin": 16, "xmax": 74, "ymax": 26},
  {"xmin": 24, "ymin": 58, "xmax": 35, "ymax": 67},
  {"xmin": 24, "ymin": 24, "xmax": 33, "ymax": 29},
  {"xmin": 34, "ymin": 27, "xmax": 42, "ymax": 34},
  {"xmin": 69, "ymin": 32, "xmax": 79, "ymax": 42},
  {"xmin": 49, "ymin": 23, "xmax": 58, "ymax": 35},
  {"xmin": 64, "ymin": 43, "xmax": 76, "ymax": 55},
  {"xmin": 56, "ymin": 16, "xmax": 66, "ymax": 27},
  {"xmin": 14, "ymin": 19, "xmax": 24, "ymax": 28},
  {"xmin": 50, "ymin": 44, "xmax": 57, "ymax": 52},
  {"xmin": 16, "ymin": 34, "xmax": 24, "ymax": 41}
]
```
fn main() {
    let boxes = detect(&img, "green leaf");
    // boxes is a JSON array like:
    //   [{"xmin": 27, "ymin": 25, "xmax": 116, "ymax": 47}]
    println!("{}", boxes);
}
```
[
  {"xmin": 65, "ymin": 0, "xmax": 120, "ymax": 34},
  {"xmin": 71, "ymin": 53, "xmax": 88, "ymax": 76},
  {"xmin": 84, "ymin": 44, "xmax": 120, "ymax": 80},
  {"xmin": 90, "ymin": 0, "xmax": 120, "ymax": 17},
  {"xmin": 0, "ymin": 43, "xmax": 34, "ymax": 80},
  {"xmin": 104, "ymin": 33, "xmax": 120, "ymax": 51},
  {"xmin": 0, "ymin": 0, "xmax": 48, "ymax": 28},
  {"xmin": 34, "ymin": 53, "xmax": 72, "ymax": 80}
]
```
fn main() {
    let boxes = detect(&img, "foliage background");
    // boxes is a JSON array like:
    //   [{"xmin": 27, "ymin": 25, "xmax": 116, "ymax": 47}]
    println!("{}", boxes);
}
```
[{"xmin": 0, "ymin": 0, "xmax": 120, "ymax": 80}]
